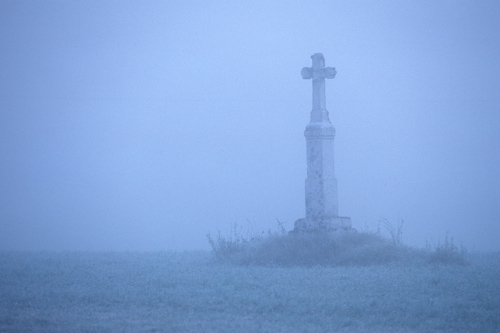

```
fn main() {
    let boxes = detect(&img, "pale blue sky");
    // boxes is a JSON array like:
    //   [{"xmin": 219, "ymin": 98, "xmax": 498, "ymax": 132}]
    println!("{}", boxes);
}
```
[{"xmin": 1, "ymin": 1, "xmax": 499, "ymax": 251}]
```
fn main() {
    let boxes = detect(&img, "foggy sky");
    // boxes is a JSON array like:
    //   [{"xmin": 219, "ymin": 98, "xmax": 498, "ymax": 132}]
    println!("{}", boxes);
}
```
[{"xmin": 1, "ymin": 1, "xmax": 499, "ymax": 251}]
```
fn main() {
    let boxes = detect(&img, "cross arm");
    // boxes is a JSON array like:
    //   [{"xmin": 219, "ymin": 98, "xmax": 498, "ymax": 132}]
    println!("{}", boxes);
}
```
[
  {"xmin": 301, "ymin": 67, "xmax": 313, "ymax": 79},
  {"xmin": 301, "ymin": 67, "xmax": 337, "ymax": 80}
]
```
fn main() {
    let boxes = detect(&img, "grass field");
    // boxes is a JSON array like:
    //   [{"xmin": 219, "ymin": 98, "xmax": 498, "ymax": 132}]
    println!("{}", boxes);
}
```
[{"xmin": 1, "ymin": 251, "xmax": 499, "ymax": 332}]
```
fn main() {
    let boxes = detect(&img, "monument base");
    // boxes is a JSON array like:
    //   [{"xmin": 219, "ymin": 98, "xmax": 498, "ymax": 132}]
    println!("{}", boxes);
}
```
[{"xmin": 292, "ymin": 216, "xmax": 352, "ymax": 234}]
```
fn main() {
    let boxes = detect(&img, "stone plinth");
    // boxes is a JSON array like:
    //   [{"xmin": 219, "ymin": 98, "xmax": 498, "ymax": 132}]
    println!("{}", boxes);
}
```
[{"xmin": 294, "ymin": 53, "xmax": 351, "ymax": 233}]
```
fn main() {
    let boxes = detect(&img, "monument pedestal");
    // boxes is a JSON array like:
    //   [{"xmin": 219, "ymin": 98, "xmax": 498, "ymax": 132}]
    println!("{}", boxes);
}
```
[{"xmin": 294, "ymin": 216, "xmax": 351, "ymax": 232}]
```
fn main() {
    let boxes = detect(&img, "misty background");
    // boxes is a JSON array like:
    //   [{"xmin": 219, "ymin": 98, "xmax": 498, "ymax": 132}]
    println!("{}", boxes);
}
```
[{"xmin": 1, "ymin": 1, "xmax": 499, "ymax": 252}]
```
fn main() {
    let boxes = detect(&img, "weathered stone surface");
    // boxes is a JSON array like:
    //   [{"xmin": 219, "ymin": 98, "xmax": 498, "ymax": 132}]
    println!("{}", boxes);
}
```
[{"xmin": 294, "ymin": 53, "xmax": 351, "ymax": 233}]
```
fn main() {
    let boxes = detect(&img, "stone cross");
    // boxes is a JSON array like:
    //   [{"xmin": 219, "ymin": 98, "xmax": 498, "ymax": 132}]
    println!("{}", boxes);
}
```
[
  {"xmin": 301, "ymin": 53, "xmax": 337, "ymax": 121},
  {"xmin": 294, "ymin": 53, "xmax": 351, "ymax": 233}
]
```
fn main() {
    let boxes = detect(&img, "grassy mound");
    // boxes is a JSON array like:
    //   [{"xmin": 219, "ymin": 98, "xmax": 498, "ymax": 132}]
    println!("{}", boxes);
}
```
[{"xmin": 208, "ymin": 227, "xmax": 467, "ymax": 267}]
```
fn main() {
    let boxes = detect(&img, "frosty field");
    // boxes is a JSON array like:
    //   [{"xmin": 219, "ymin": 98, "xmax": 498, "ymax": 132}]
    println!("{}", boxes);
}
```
[{"xmin": 1, "ymin": 251, "xmax": 499, "ymax": 332}]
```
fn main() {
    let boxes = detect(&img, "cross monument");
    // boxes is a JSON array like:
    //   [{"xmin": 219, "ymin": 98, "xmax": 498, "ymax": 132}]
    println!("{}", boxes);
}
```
[{"xmin": 294, "ymin": 53, "xmax": 352, "ymax": 232}]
